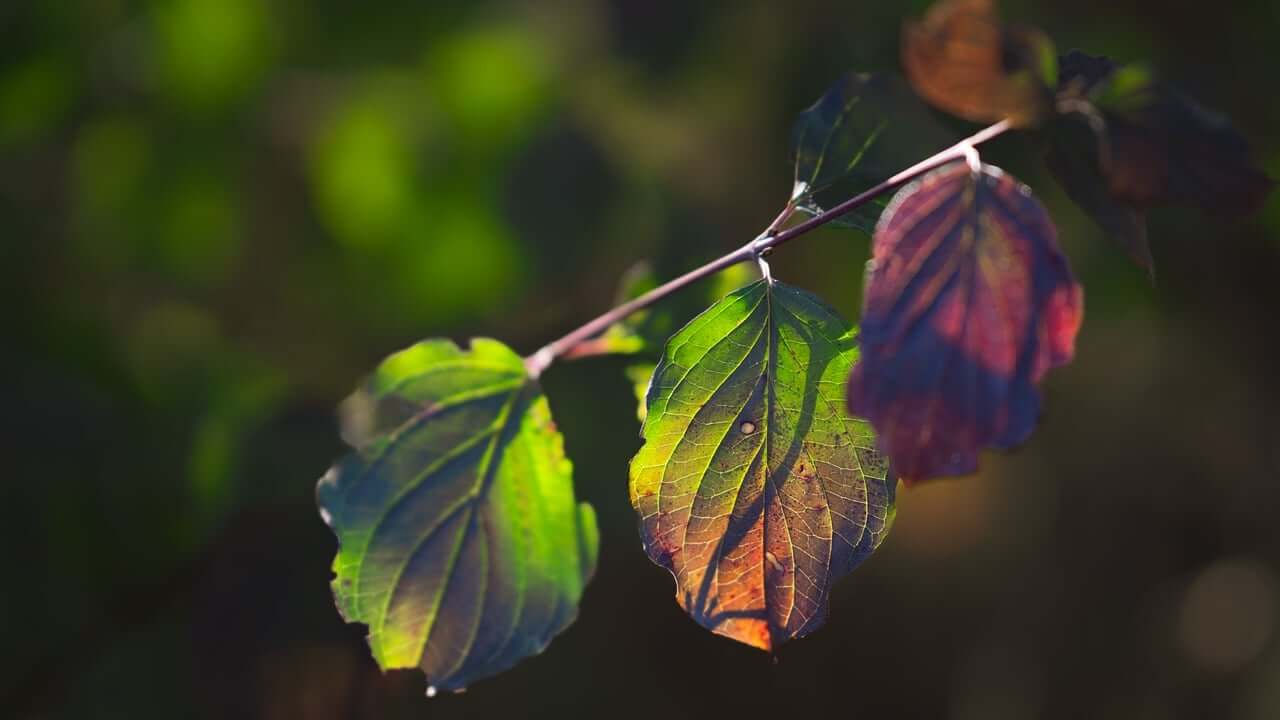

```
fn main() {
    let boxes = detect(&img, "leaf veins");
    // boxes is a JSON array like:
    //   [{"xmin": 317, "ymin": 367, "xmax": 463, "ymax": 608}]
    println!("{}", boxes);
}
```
[
  {"xmin": 317, "ymin": 338, "xmax": 598, "ymax": 692},
  {"xmin": 848, "ymin": 163, "xmax": 1083, "ymax": 483},
  {"xmin": 630, "ymin": 281, "xmax": 896, "ymax": 650}
]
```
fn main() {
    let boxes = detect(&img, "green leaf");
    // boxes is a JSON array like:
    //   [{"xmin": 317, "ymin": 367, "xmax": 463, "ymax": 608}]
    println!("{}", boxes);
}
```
[
  {"xmin": 791, "ymin": 72, "xmax": 959, "ymax": 232},
  {"xmin": 317, "ymin": 338, "xmax": 598, "ymax": 693},
  {"xmin": 567, "ymin": 261, "xmax": 673, "ymax": 359},
  {"xmin": 707, "ymin": 261, "xmax": 762, "ymax": 302},
  {"xmin": 625, "ymin": 362, "xmax": 656, "ymax": 424},
  {"xmin": 590, "ymin": 324, "xmax": 648, "ymax": 357},
  {"xmin": 615, "ymin": 264, "xmax": 757, "ymax": 427},
  {"xmin": 598, "ymin": 261, "xmax": 659, "ymax": 354},
  {"xmin": 629, "ymin": 280, "xmax": 896, "ymax": 650}
]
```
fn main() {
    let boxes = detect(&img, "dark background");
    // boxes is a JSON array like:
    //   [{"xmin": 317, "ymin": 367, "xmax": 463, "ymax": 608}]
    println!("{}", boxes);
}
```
[{"xmin": 4, "ymin": 1, "xmax": 1280, "ymax": 718}]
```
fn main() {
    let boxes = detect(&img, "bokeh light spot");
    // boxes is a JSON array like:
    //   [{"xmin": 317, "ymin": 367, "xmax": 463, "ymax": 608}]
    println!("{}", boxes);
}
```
[
  {"xmin": 154, "ymin": 0, "xmax": 271, "ymax": 107},
  {"xmin": 309, "ymin": 86, "xmax": 420, "ymax": 249},
  {"xmin": 1178, "ymin": 558, "xmax": 1278, "ymax": 672},
  {"xmin": 426, "ymin": 26, "xmax": 553, "ymax": 147}
]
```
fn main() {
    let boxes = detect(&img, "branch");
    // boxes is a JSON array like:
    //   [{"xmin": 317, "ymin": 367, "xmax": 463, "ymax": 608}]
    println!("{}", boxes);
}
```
[{"xmin": 524, "ymin": 119, "xmax": 1013, "ymax": 377}]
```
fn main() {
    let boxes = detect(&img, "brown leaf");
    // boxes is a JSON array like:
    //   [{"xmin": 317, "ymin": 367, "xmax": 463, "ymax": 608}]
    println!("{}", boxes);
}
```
[{"xmin": 902, "ymin": 0, "xmax": 1056, "ymax": 126}]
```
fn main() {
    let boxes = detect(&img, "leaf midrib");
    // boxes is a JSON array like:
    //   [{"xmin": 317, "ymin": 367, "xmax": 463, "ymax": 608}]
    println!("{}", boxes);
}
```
[
  {"xmin": 372, "ymin": 382, "xmax": 526, "ymax": 663},
  {"xmin": 340, "ymin": 378, "xmax": 524, "ymax": 618}
]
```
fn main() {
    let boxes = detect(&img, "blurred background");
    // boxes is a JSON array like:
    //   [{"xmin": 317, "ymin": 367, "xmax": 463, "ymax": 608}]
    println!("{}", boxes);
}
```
[{"xmin": 4, "ymin": 1, "xmax": 1279, "ymax": 718}]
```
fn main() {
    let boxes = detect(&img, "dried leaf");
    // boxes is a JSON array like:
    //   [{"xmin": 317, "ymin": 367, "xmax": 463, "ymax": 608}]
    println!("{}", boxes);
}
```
[{"xmin": 902, "ymin": 0, "xmax": 1057, "ymax": 126}]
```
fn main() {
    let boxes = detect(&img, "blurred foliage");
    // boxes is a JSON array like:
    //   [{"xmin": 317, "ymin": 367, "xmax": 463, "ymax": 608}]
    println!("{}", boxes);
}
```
[{"xmin": 2, "ymin": 1, "xmax": 1279, "ymax": 719}]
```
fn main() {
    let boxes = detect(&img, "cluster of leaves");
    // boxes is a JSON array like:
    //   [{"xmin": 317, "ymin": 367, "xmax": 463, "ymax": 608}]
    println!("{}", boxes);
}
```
[
  {"xmin": 316, "ymin": 0, "xmax": 1271, "ymax": 696},
  {"xmin": 900, "ymin": 0, "xmax": 1272, "ymax": 277}
]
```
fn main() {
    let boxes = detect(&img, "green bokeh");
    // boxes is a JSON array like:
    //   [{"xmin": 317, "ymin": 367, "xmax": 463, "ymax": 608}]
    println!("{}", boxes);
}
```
[
  {"xmin": 426, "ymin": 25, "xmax": 555, "ymax": 149},
  {"xmin": 310, "ymin": 82, "xmax": 427, "ymax": 249},
  {"xmin": 0, "ymin": 56, "xmax": 75, "ymax": 146},
  {"xmin": 154, "ymin": 0, "xmax": 272, "ymax": 108}
]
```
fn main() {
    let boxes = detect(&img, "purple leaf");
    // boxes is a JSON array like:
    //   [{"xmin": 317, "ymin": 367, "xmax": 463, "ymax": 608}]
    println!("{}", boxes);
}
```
[{"xmin": 847, "ymin": 163, "xmax": 1083, "ymax": 483}]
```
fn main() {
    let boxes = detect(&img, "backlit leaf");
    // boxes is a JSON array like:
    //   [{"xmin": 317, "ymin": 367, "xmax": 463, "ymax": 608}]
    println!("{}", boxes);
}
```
[
  {"xmin": 848, "ymin": 163, "xmax": 1082, "ymax": 483},
  {"xmin": 630, "ymin": 280, "xmax": 896, "ymax": 650},
  {"xmin": 902, "ymin": 0, "xmax": 1057, "ymax": 127},
  {"xmin": 616, "ymin": 265, "xmax": 758, "ymax": 427},
  {"xmin": 317, "ymin": 338, "xmax": 599, "ymax": 693},
  {"xmin": 589, "ymin": 262, "xmax": 659, "ymax": 356},
  {"xmin": 567, "ymin": 261, "xmax": 675, "ymax": 359},
  {"xmin": 791, "ymin": 72, "xmax": 959, "ymax": 231},
  {"xmin": 625, "ymin": 362, "xmax": 656, "ymax": 424},
  {"xmin": 708, "ymin": 260, "xmax": 763, "ymax": 301}
]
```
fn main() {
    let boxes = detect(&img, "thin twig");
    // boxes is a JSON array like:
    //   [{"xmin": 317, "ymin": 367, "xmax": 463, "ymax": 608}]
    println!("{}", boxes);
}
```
[
  {"xmin": 758, "ymin": 119, "xmax": 1012, "ymax": 254},
  {"xmin": 525, "ymin": 119, "xmax": 1013, "ymax": 377}
]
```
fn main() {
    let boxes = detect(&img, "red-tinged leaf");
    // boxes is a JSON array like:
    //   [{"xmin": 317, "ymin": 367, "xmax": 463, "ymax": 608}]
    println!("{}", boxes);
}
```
[
  {"xmin": 631, "ymin": 282, "xmax": 896, "ymax": 650},
  {"xmin": 1054, "ymin": 51, "xmax": 1273, "ymax": 216},
  {"xmin": 847, "ymin": 163, "xmax": 1083, "ymax": 483},
  {"xmin": 902, "ymin": 0, "xmax": 1057, "ymax": 127},
  {"xmin": 1044, "ymin": 113, "xmax": 1154, "ymax": 277},
  {"xmin": 1046, "ymin": 51, "xmax": 1273, "ymax": 275},
  {"xmin": 1090, "ymin": 65, "xmax": 1274, "ymax": 216},
  {"xmin": 1047, "ymin": 51, "xmax": 1153, "ymax": 276}
]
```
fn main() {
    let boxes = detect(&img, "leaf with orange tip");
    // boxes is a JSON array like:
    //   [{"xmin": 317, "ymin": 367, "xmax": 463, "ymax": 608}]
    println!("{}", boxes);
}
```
[
  {"xmin": 847, "ymin": 163, "xmax": 1082, "ymax": 483},
  {"xmin": 902, "ymin": 0, "xmax": 1057, "ymax": 127},
  {"xmin": 630, "ymin": 281, "xmax": 896, "ymax": 650}
]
